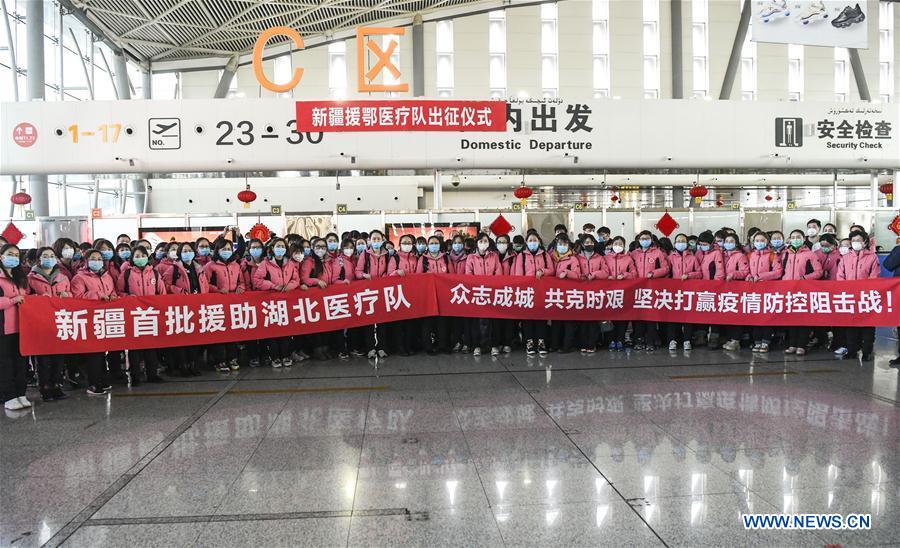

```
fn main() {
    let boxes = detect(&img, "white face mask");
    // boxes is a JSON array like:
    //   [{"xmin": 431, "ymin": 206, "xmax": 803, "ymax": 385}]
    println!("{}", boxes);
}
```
[
  {"xmin": 839, "ymin": 246, "xmax": 850, "ymax": 256},
  {"xmin": 61, "ymin": 248, "xmax": 75, "ymax": 259},
  {"xmin": 496, "ymin": 243, "xmax": 508, "ymax": 254},
  {"xmin": 851, "ymin": 241, "xmax": 864, "ymax": 251},
  {"xmin": 477, "ymin": 242, "xmax": 489, "ymax": 253},
  {"xmin": 167, "ymin": 250, "xmax": 178, "ymax": 260},
  {"xmin": 400, "ymin": 243, "xmax": 413, "ymax": 253},
  {"xmin": 293, "ymin": 253, "xmax": 304, "ymax": 262},
  {"xmin": 343, "ymin": 248, "xmax": 354, "ymax": 257},
  {"xmin": 806, "ymin": 227, "xmax": 818, "ymax": 237},
  {"xmin": 612, "ymin": 245, "xmax": 624, "ymax": 254}
]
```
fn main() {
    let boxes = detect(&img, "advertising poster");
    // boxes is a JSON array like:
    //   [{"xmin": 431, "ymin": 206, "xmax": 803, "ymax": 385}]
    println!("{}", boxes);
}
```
[
  {"xmin": 139, "ymin": 226, "xmax": 227, "ymax": 248},
  {"xmin": 752, "ymin": 1, "xmax": 868, "ymax": 48}
]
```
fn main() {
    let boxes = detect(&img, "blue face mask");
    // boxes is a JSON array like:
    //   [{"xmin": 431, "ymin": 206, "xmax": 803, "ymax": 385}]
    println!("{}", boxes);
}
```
[
  {"xmin": 181, "ymin": 251, "xmax": 195, "ymax": 263},
  {"xmin": 428, "ymin": 243, "xmax": 441, "ymax": 254},
  {"xmin": 771, "ymin": 239, "xmax": 784, "ymax": 249},
  {"xmin": 387, "ymin": 248, "xmax": 395, "ymax": 256},
  {"xmin": 100, "ymin": 250, "xmax": 114, "ymax": 261},
  {"xmin": 118, "ymin": 250, "xmax": 131, "ymax": 260},
  {"xmin": 699, "ymin": 244, "xmax": 711, "ymax": 252},
  {"xmin": 597, "ymin": 236, "xmax": 605, "ymax": 243},
  {"xmin": 219, "ymin": 249, "xmax": 233, "ymax": 260},
  {"xmin": 674, "ymin": 242, "xmax": 687, "ymax": 252},
  {"xmin": 452, "ymin": 243, "xmax": 463, "ymax": 253},
  {"xmin": 41, "ymin": 257, "xmax": 57, "ymax": 269},
  {"xmin": 639, "ymin": 239, "xmax": 651, "ymax": 249},
  {"xmin": 198, "ymin": 247, "xmax": 210, "ymax": 257},
  {"xmin": 155, "ymin": 250, "xmax": 165, "ymax": 260},
  {"xmin": 303, "ymin": 248, "xmax": 311, "ymax": 256},
  {"xmin": 754, "ymin": 241, "xmax": 767, "ymax": 251},
  {"xmin": 371, "ymin": 241, "xmax": 383, "ymax": 250},
  {"xmin": 556, "ymin": 245, "xmax": 568, "ymax": 255},
  {"xmin": 73, "ymin": 252, "xmax": 82, "ymax": 261},
  {"xmin": 356, "ymin": 244, "xmax": 367, "ymax": 253},
  {"xmin": 723, "ymin": 242, "xmax": 736, "ymax": 251},
  {"xmin": 527, "ymin": 242, "xmax": 539, "ymax": 252},
  {"xmin": 250, "ymin": 248, "xmax": 263, "ymax": 259},
  {"xmin": 327, "ymin": 241, "xmax": 339, "ymax": 252},
  {"xmin": 87, "ymin": 260, "xmax": 103, "ymax": 272},
  {"xmin": 2, "ymin": 256, "xmax": 19, "ymax": 269},
  {"xmin": 273, "ymin": 247, "xmax": 287, "ymax": 258},
  {"xmin": 416, "ymin": 243, "xmax": 426, "ymax": 253}
]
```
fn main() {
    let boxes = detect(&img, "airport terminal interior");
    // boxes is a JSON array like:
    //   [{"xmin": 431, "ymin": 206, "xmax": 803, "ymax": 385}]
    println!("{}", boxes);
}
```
[{"xmin": 2, "ymin": 0, "xmax": 900, "ymax": 547}]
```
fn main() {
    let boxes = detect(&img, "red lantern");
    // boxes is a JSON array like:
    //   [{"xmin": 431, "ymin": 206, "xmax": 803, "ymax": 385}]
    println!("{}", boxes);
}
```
[
  {"xmin": 10, "ymin": 192, "xmax": 31, "ymax": 206},
  {"xmin": 237, "ymin": 185, "xmax": 257, "ymax": 209},
  {"xmin": 610, "ymin": 195, "xmax": 619, "ymax": 204},
  {"xmin": 689, "ymin": 185, "xmax": 708, "ymax": 206},
  {"xmin": 879, "ymin": 183, "xmax": 894, "ymax": 202},
  {"xmin": 765, "ymin": 194, "xmax": 773, "ymax": 202},
  {"xmin": 716, "ymin": 199, "xmax": 724, "ymax": 207},
  {"xmin": 513, "ymin": 183, "xmax": 533, "ymax": 208}
]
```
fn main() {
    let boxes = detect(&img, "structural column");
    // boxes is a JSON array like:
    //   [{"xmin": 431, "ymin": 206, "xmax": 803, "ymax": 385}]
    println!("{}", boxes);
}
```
[
  {"xmin": 114, "ymin": 51, "xmax": 149, "ymax": 213},
  {"xmin": 433, "ymin": 169, "xmax": 443, "ymax": 209},
  {"xmin": 670, "ymin": 0, "xmax": 683, "ymax": 99},
  {"xmin": 719, "ymin": 0, "xmax": 750, "ymax": 100},
  {"xmin": 412, "ymin": 14, "xmax": 424, "ymax": 97},
  {"xmin": 24, "ymin": 0, "xmax": 49, "ymax": 216},
  {"xmin": 214, "ymin": 54, "xmax": 239, "ymax": 98},
  {"xmin": 847, "ymin": 49, "xmax": 871, "ymax": 102}
]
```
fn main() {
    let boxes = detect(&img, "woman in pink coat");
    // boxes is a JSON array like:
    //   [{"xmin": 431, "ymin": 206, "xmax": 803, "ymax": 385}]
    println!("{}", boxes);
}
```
[
  {"xmin": 576, "ymin": 234, "xmax": 609, "ymax": 352},
  {"xmin": 205, "ymin": 240, "xmax": 245, "ymax": 373},
  {"xmin": 720, "ymin": 233, "xmax": 750, "ymax": 351},
  {"xmin": 630, "ymin": 231, "xmax": 670, "ymax": 351},
  {"xmin": 53, "ymin": 238, "xmax": 80, "ymax": 281},
  {"xmin": 71, "ymin": 249, "xmax": 117, "ymax": 396},
  {"xmin": 549, "ymin": 234, "xmax": 582, "ymax": 354},
  {"xmin": 252, "ymin": 238, "xmax": 299, "ymax": 368},
  {"xmin": 512, "ymin": 232, "xmax": 555, "ymax": 355},
  {"xmin": 835, "ymin": 230, "xmax": 880, "ymax": 360},
  {"xmin": 781, "ymin": 230, "xmax": 823, "ymax": 356},
  {"xmin": 0, "ymin": 244, "xmax": 32, "ymax": 411},
  {"xmin": 745, "ymin": 232, "xmax": 783, "ymax": 353},
  {"xmin": 463, "ymin": 233, "xmax": 503, "ymax": 357},
  {"xmin": 603, "ymin": 236, "xmax": 636, "ymax": 351},
  {"xmin": 194, "ymin": 237, "xmax": 213, "ymax": 266},
  {"xmin": 163, "ymin": 242, "xmax": 211, "ymax": 375},
  {"xmin": 417, "ymin": 235, "xmax": 455, "ymax": 354},
  {"xmin": 693, "ymin": 232, "xmax": 725, "ymax": 348},
  {"xmin": 27, "ymin": 247, "xmax": 73, "ymax": 401},
  {"xmin": 116, "ymin": 247, "xmax": 166, "ymax": 384},
  {"xmin": 355, "ymin": 230, "xmax": 393, "ymax": 359},
  {"xmin": 813, "ymin": 234, "xmax": 841, "ymax": 352},
  {"xmin": 666, "ymin": 234, "xmax": 701, "ymax": 351},
  {"xmin": 387, "ymin": 234, "xmax": 420, "ymax": 356}
]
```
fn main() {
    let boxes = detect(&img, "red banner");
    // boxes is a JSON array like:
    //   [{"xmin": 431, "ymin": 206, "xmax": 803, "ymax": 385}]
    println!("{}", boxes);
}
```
[
  {"xmin": 19, "ymin": 274, "xmax": 900, "ymax": 355},
  {"xmin": 295, "ymin": 100, "xmax": 506, "ymax": 132},
  {"xmin": 20, "ymin": 275, "xmax": 437, "ymax": 355}
]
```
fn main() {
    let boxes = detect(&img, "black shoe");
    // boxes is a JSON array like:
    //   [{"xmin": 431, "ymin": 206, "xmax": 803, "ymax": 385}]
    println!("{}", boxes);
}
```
[
  {"xmin": 525, "ymin": 340, "xmax": 536, "ymax": 356},
  {"xmin": 889, "ymin": 356, "xmax": 900, "ymax": 366},
  {"xmin": 312, "ymin": 347, "xmax": 329, "ymax": 361},
  {"xmin": 40, "ymin": 390, "xmax": 56, "ymax": 401},
  {"xmin": 537, "ymin": 340, "xmax": 548, "ymax": 356},
  {"xmin": 52, "ymin": 387, "xmax": 68, "ymax": 400},
  {"xmin": 831, "ymin": 3, "xmax": 864, "ymax": 28}
]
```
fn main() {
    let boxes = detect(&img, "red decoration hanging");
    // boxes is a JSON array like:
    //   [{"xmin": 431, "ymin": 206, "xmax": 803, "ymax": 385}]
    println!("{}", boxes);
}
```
[
  {"xmin": 654, "ymin": 212, "xmax": 679, "ymax": 237},
  {"xmin": 879, "ymin": 183, "xmax": 894, "ymax": 201},
  {"xmin": 513, "ymin": 183, "xmax": 533, "ymax": 208},
  {"xmin": 10, "ymin": 192, "xmax": 31, "ymax": 206},
  {"xmin": 610, "ymin": 195, "xmax": 619, "ymax": 204},
  {"xmin": 716, "ymin": 199, "xmax": 724, "ymax": 207},
  {"xmin": 237, "ymin": 184, "xmax": 257, "ymax": 209},
  {"xmin": 765, "ymin": 194, "xmax": 773, "ymax": 202},
  {"xmin": 488, "ymin": 214, "xmax": 513, "ymax": 237},
  {"xmin": 248, "ymin": 222, "xmax": 272, "ymax": 242},
  {"xmin": 689, "ymin": 185, "xmax": 708, "ymax": 206},
  {"xmin": 1, "ymin": 222, "xmax": 24, "ymax": 245}
]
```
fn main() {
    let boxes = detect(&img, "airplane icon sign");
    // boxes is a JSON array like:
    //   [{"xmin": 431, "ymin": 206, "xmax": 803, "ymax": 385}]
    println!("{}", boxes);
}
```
[{"xmin": 148, "ymin": 117, "xmax": 181, "ymax": 150}]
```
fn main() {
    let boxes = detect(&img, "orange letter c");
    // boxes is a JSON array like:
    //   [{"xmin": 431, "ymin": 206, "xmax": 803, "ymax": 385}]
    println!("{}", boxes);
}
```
[{"xmin": 253, "ymin": 26, "xmax": 304, "ymax": 93}]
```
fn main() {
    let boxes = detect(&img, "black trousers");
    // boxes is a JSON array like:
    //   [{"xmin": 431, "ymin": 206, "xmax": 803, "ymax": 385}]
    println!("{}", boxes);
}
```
[
  {"xmin": 522, "ymin": 320, "xmax": 547, "ymax": 342},
  {"xmin": 0, "ymin": 334, "xmax": 27, "ymax": 402},
  {"xmin": 208, "ymin": 343, "xmax": 238, "ymax": 366},
  {"xmin": 467, "ymin": 318, "xmax": 493, "ymax": 349},
  {"xmin": 266, "ymin": 337, "xmax": 293, "ymax": 360},
  {"xmin": 787, "ymin": 327, "xmax": 810, "ymax": 348},
  {"xmin": 36, "ymin": 355, "xmax": 64, "ymax": 393},
  {"xmin": 578, "ymin": 321, "xmax": 601, "ymax": 349},
  {"xmin": 633, "ymin": 321, "xmax": 659, "ymax": 345},
  {"xmin": 493, "ymin": 319, "xmax": 516, "ymax": 348},
  {"xmin": 421, "ymin": 317, "xmax": 451, "ymax": 352},
  {"xmin": 666, "ymin": 322, "xmax": 695, "ymax": 343},
  {"xmin": 550, "ymin": 320, "xmax": 577, "ymax": 352},
  {"xmin": 752, "ymin": 326, "xmax": 773, "ymax": 343},
  {"xmin": 360, "ymin": 323, "xmax": 392, "ymax": 352},
  {"xmin": 610, "ymin": 321, "xmax": 628, "ymax": 343},
  {"xmin": 845, "ymin": 327, "xmax": 875, "ymax": 356},
  {"xmin": 82, "ymin": 352, "xmax": 109, "ymax": 388}
]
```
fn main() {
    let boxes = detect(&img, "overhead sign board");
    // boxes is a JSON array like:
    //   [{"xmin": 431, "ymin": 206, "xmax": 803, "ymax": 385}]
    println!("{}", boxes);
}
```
[
  {"xmin": 1, "ymin": 98, "xmax": 896, "ymax": 175},
  {"xmin": 751, "ymin": 0, "xmax": 868, "ymax": 49}
]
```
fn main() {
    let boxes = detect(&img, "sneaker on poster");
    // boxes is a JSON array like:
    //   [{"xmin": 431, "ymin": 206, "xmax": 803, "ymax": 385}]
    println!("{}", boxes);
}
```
[
  {"xmin": 831, "ymin": 3, "xmax": 865, "ymax": 28},
  {"xmin": 797, "ymin": 0, "xmax": 828, "ymax": 24},
  {"xmin": 759, "ymin": 0, "xmax": 790, "ymax": 23}
]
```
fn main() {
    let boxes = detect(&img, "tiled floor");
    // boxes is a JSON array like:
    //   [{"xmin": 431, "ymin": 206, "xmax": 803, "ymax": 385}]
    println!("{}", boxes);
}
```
[{"xmin": 3, "ymin": 333, "xmax": 900, "ymax": 547}]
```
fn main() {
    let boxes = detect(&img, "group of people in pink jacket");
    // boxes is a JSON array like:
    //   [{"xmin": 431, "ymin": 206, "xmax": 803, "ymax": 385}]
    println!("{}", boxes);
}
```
[{"xmin": 0, "ymin": 218, "xmax": 882, "ymax": 412}]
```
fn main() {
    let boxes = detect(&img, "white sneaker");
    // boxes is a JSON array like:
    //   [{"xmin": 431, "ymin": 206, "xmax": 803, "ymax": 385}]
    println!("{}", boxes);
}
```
[
  {"xmin": 796, "ymin": 0, "xmax": 826, "ymax": 24},
  {"xmin": 282, "ymin": 358, "xmax": 293, "ymax": 367},
  {"xmin": 758, "ymin": 343, "xmax": 769, "ymax": 353},
  {"xmin": 723, "ymin": 339, "xmax": 740, "ymax": 351},
  {"xmin": 683, "ymin": 341, "xmax": 692, "ymax": 351},
  {"xmin": 377, "ymin": 350, "xmax": 388, "ymax": 359},
  {"xmin": 367, "ymin": 349, "xmax": 377, "ymax": 359},
  {"xmin": 760, "ymin": 0, "xmax": 789, "ymax": 22},
  {"xmin": 502, "ymin": 346, "xmax": 512, "ymax": 353},
  {"xmin": 473, "ymin": 347, "xmax": 482, "ymax": 356},
  {"xmin": 271, "ymin": 358, "xmax": 283, "ymax": 368},
  {"xmin": 833, "ymin": 347, "xmax": 848, "ymax": 356},
  {"xmin": 4, "ymin": 398, "xmax": 24, "ymax": 411},
  {"xmin": 490, "ymin": 347, "xmax": 500, "ymax": 356},
  {"xmin": 668, "ymin": 340, "xmax": 678, "ymax": 351},
  {"xmin": 17, "ymin": 396, "xmax": 32, "ymax": 408}
]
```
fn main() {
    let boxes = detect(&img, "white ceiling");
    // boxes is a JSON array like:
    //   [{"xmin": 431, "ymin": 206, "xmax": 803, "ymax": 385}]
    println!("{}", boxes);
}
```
[{"xmin": 69, "ymin": 0, "xmax": 496, "ymax": 62}]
